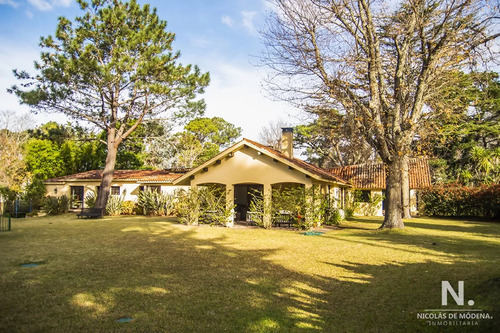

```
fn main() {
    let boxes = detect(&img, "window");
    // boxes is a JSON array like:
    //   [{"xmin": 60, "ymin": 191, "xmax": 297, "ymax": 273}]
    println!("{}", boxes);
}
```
[
  {"xmin": 111, "ymin": 186, "xmax": 120, "ymax": 195},
  {"xmin": 139, "ymin": 185, "xmax": 161, "ymax": 193},
  {"xmin": 354, "ymin": 190, "xmax": 371, "ymax": 203},
  {"xmin": 147, "ymin": 186, "xmax": 161, "ymax": 193}
]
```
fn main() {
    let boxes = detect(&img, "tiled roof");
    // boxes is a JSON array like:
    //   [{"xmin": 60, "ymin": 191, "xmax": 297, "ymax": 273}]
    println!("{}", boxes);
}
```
[
  {"xmin": 328, "ymin": 159, "xmax": 431, "ymax": 189},
  {"xmin": 243, "ymin": 138, "xmax": 350, "ymax": 185},
  {"xmin": 44, "ymin": 169, "xmax": 187, "ymax": 183}
]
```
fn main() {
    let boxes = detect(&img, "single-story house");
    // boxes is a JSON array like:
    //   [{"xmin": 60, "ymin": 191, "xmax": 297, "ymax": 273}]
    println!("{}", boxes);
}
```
[
  {"xmin": 173, "ymin": 130, "xmax": 351, "ymax": 225},
  {"xmin": 44, "ymin": 169, "xmax": 188, "ymax": 209},
  {"xmin": 44, "ymin": 128, "xmax": 431, "ymax": 221},
  {"xmin": 328, "ymin": 159, "xmax": 432, "ymax": 216}
]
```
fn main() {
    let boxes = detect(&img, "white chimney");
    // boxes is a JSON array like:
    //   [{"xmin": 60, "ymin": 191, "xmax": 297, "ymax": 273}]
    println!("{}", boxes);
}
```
[{"xmin": 281, "ymin": 127, "xmax": 293, "ymax": 158}]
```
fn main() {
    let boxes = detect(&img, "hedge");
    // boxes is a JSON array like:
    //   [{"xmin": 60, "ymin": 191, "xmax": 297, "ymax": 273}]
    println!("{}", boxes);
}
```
[{"xmin": 420, "ymin": 184, "xmax": 500, "ymax": 218}]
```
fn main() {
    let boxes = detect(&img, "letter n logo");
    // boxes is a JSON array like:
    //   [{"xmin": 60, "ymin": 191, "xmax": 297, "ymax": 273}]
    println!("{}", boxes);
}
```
[{"xmin": 442, "ymin": 281, "xmax": 464, "ymax": 306}]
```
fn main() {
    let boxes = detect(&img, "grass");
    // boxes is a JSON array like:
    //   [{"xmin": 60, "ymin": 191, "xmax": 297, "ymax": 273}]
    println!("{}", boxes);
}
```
[{"xmin": 0, "ymin": 215, "xmax": 499, "ymax": 332}]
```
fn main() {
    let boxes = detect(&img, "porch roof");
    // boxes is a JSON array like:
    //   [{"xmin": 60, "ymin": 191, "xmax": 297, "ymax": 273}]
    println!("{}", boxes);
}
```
[{"xmin": 173, "ymin": 138, "xmax": 351, "ymax": 186}]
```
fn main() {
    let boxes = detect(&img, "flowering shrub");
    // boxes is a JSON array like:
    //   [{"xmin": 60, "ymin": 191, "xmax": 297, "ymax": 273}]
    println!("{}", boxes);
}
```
[{"xmin": 421, "ymin": 184, "xmax": 500, "ymax": 218}]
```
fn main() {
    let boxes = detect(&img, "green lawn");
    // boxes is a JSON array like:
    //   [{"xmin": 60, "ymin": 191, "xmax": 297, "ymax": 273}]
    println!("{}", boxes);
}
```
[{"xmin": 0, "ymin": 215, "xmax": 499, "ymax": 332}]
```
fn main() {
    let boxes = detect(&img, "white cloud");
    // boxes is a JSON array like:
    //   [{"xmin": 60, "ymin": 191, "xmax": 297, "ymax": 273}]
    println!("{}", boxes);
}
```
[
  {"xmin": 221, "ymin": 15, "xmax": 234, "ymax": 28},
  {"xmin": 241, "ymin": 11, "xmax": 257, "ymax": 34},
  {"xmin": 53, "ymin": 0, "xmax": 71, "ymax": 6},
  {"xmin": 25, "ymin": 10, "xmax": 34, "ymax": 18},
  {"xmin": 28, "ymin": 0, "xmax": 52, "ymax": 11},
  {"xmin": 27, "ymin": 0, "xmax": 72, "ymax": 11},
  {"xmin": 0, "ymin": 0, "xmax": 20, "ymax": 8}
]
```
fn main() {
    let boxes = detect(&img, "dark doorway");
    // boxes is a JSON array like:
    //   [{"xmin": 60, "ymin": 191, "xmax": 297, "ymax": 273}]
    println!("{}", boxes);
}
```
[
  {"xmin": 234, "ymin": 184, "xmax": 263, "ymax": 221},
  {"xmin": 70, "ymin": 186, "xmax": 85, "ymax": 209}
]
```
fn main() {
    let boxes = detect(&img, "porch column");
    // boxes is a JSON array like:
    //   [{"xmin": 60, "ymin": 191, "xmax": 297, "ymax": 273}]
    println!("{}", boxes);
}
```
[
  {"xmin": 190, "ymin": 183, "xmax": 199, "ymax": 225},
  {"xmin": 305, "ymin": 183, "xmax": 317, "ymax": 227},
  {"xmin": 263, "ymin": 183, "xmax": 272, "ymax": 227},
  {"xmin": 225, "ymin": 184, "xmax": 234, "ymax": 227}
]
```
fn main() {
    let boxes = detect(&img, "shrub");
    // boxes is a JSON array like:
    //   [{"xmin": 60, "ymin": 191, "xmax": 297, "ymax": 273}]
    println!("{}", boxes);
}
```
[
  {"xmin": 43, "ymin": 195, "xmax": 70, "ymax": 215},
  {"xmin": 198, "ymin": 186, "xmax": 235, "ymax": 226},
  {"xmin": 106, "ymin": 195, "xmax": 124, "ymax": 216},
  {"xmin": 324, "ymin": 208, "xmax": 342, "ymax": 225},
  {"xmin": 137, "ymin": 189, "xmax": 173, "ymax": 216},
  {"xmin": 248, "ymin": 189, "xmax": 270, "ymax": 228},
  {"xmin": 121, "ymin": 201, "xmax": 136, "ymax": 215},
  {"xmin": 421, "ymin": 184, "xmax": 500, "ymax": 218},
  {"xmin": 175, "ymin": 188, "xmax": 200, "ymax": 225},
  {"xmin": 59, "ymin": 195, "xmax": 70, "ymax": 214},
  {"xmin": 174, "ymin": 186, "xmax": 235, "ymax": 226},
  {"xmin": 23, "ymin": 179, "xmax": 46, "ymax": 211},
  {"xmin": 84, "ymin": 190, "xmax": 97, "ymax": 208},
  {"xmin": 43, "ymin": 196, "xmax": 60, "ymax": 215},
  {"xmin": 344, "ymin": 207, "xmax": 355, "ymax": 220}
]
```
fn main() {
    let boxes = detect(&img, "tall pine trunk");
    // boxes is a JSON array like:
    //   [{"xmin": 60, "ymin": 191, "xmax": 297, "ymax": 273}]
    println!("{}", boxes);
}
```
[
  {"xmin": 402, "ymin": 156, "xmax": 412, "ymax": 219},
  {"xmin": 95, "ymin": 131, "xmax": 119, "ymax": 210},
  {"xmin": 381, "ymin": 156, "xmax": 404, "ymax": 229}
]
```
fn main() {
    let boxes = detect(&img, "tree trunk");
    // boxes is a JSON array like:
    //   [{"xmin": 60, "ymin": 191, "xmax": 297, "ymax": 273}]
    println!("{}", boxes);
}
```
[
  {"xmin": 380, "ymin": 156, "xmax": 405, "ymax": 229},
  {"xmin": 402, "ymin": 155, "xmax": 412, "ymax": 219},
  {"xmin": 95, "ymin": 132, "xmax": 119, "ymax": 210}
]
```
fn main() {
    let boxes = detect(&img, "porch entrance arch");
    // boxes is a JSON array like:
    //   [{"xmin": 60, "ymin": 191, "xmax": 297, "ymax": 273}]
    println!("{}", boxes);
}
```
[{"xmin": 233, "ymin": 183, "xmax": 263, "ymax": 221}]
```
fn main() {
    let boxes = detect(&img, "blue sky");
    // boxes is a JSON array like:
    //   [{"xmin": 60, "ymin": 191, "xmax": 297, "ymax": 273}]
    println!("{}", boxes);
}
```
[{"xmin": 0, "ymin": 0, "xmax": 303, "ymax": 139}]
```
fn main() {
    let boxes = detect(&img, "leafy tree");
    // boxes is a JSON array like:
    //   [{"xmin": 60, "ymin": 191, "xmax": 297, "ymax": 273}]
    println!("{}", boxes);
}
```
[
  {"xmin": 10, "ymin": 0, "xmax": 209, "ymax": 209},
  {"xmin": 150, "ymin": 117, "xmax": 242, "ymax": 169},
  {"xmin": 24, "ymin": 138, "xmax": 64, "ymax": 179},
  {"xmin": 185, "ymin": 117, "xmax": 242, "ymax": 149},
  {"xmin": 294, "ymin": 113, "xmax": 375, "ymax": 168},
  {"xmin": 420, "ymin": 71, "xmax": 500, "ymax": 184},
  {"xmin": 260, "ymin": 0, "xmax": 499, "ymax": 228}
]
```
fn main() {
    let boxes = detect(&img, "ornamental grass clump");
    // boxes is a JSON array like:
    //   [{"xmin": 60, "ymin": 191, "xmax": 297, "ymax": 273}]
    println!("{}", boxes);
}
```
[
  {"xmin": 137, "ymin": 189, "xmax": 174, "ymax": 216},
  {"xmin": 43, "ymin": 195, "xmax": 70, "ymax": 215},
  {"xmin": 106, "ymin": 195, "xmax": 124, "ymax": 216}
]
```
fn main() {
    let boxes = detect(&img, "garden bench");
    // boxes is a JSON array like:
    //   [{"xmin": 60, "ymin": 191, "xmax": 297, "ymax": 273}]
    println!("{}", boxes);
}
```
[
  {"xmin": 246, "ymin": 211, "xmax": 262, "ymax": 226},
  {"xmin": 273, "ymin": 212, "xmax": 294, "ymax": 227},
  {"xmin": 77, "ymin": 207, "xmax": 105, "ymax": 218},
  {"xmin": 201, "ymin": 210, "xmax": 220, "ymax": 224}
]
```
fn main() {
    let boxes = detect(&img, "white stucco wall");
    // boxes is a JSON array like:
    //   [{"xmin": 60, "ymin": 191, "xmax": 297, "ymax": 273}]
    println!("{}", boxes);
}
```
[{"xmin": 45, "ymin": 181, "xmax": 188, "ymax": 207}]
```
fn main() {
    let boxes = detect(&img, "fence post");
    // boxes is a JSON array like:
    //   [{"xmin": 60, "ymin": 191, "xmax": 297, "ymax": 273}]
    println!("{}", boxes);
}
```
[{"xmin": 8, "ymin": 215, "xmax": 11, "ymax": 231}]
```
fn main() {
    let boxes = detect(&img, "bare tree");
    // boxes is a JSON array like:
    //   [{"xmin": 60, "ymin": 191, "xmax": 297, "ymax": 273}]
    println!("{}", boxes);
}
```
[
  {"xmin": 260, "ymin": 0, "xmax": 499, "ymax": 228},
  {"xmin": 0, "ymin": 111, "xmax": 32, "ymax": 191},
  {"xmin": 258, "ymin": 118, "xmax": 289, "ymax": 149}
]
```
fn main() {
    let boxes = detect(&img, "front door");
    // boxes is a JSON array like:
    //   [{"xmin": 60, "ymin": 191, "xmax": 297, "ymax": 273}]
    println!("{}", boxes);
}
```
[{"xmin": 70, "ymin": 186, "xmax": 85, "ymax": 209}]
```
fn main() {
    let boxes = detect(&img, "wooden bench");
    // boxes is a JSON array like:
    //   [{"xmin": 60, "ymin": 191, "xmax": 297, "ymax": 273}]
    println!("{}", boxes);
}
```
[
  {"xmin": 246, "ymin": 211, "xmax": 262, "ymax": 226},
  {"xmin": 273, "ymin": 212, "xmax": 294, "ymax": 227},
  {"xmin": 77, "ymin": 207, "xmax": 105, "ymax": 218}
]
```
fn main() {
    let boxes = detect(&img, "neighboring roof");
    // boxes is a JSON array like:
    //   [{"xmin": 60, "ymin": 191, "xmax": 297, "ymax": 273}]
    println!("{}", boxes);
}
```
[
  {"xmin": 44, "ymin": 169, "xmax": 187, "ymax": 183},
  {"xmin": 328, "ymin": 159, "xmax": 432, "ymax": 189},
  {"xmin": 174, "ymin": 138, "xmax": 350, "ymax": 186}
]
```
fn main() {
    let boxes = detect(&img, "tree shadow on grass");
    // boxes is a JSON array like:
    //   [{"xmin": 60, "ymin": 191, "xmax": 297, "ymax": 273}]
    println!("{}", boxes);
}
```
[
  {"xmin": 403, "ymin": 219, "xmax": 500, "ymax": 238},
  {"xmin": 0, "ymin": 220, "xmax": 499, "ymax": 332}
]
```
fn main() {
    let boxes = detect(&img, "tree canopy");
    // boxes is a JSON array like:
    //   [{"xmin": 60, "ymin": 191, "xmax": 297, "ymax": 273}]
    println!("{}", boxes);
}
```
[
  {"xmin": 260, "ymin": 0, "xmax": 500, "ymax": 228},
  {"xmin": 10, "ymin": 0, "xmax": 210, "ymax": 209}
]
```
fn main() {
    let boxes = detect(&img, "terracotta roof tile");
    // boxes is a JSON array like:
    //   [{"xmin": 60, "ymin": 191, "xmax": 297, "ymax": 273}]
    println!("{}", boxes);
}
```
[
  {"xmin": 328, "ymin": 159, "xmax": 431, "ymax": 189},
  {"xmin": 45, "ymin": 170, "xmax": 187, "ymax": 183}
]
